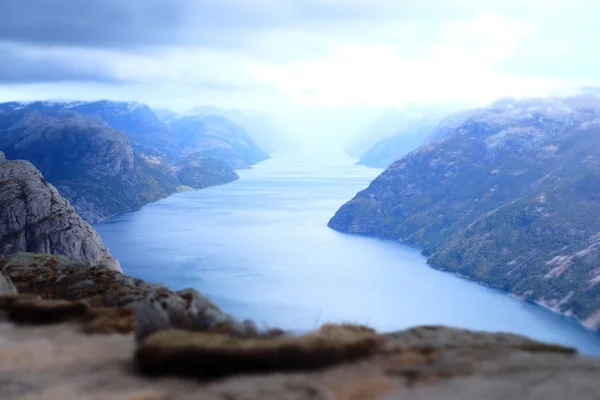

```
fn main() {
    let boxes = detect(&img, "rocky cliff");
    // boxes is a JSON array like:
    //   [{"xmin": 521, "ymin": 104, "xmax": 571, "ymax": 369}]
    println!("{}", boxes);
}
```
[
  {"xmin": 329, "ymin": 94, "xmax": 600, "ymax": 329},
  {"xmin": 0, "ymin": 153, "xmax": 121, "ymax": 271}
]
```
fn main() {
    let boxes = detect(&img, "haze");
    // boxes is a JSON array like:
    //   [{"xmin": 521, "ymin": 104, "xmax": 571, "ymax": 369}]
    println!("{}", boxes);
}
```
[{"xmin": 1, "ymin": 0, "xmax": 599, "ymax": 150}]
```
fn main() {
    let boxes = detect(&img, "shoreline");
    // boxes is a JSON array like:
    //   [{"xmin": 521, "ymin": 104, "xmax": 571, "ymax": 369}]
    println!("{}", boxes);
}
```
[{"xmin": 329, "ymin": 228, "xmax": 600, "ymax": 335}]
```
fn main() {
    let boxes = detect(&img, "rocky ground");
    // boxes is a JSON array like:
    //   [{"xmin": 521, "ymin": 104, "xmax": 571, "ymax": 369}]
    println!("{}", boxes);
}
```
[{"xmin": 1, "ymin": 252, "xmax": 600, "ymax": 399}]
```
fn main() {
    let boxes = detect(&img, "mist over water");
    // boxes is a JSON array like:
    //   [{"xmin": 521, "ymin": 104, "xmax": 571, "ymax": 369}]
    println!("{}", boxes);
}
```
[{"xmin": 95, "ymin": 154, "xmax": 600, "ymax": 355}]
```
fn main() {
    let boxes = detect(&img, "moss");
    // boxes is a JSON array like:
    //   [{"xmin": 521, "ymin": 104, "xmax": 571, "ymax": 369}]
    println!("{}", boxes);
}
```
[
  {"xmin": 135, "ymin": 324, "xmax": 384, "ymax": 378},
  {"xmin": 518, "ymin": 341, "xmax": 577, "ymax": 355},
  {"xmin": 82, "ymin": 307, "xmax": 135, "ymax": 334},
  {"xmin": 0, "ymin": 294, "xmax": 41, "ymax": 310},
  {"xmin": 8, "ymin": 298, "xmax": 90, "ymax": 324}
]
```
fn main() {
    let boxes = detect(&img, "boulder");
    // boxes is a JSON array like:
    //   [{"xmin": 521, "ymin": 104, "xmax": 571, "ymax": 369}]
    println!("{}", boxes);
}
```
[
  {"xmin": 0, "ymin": 154, "xmax": 121, "ymax": 271},
  {"xmin": 0, "ymin": 269, "xmax": 16, "ymax": 295}
]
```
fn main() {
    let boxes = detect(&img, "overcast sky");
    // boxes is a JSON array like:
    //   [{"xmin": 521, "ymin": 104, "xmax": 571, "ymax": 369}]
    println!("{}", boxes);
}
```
[{"xmin": 1, "ymin": 0, "xmax": 599, "ymax": 148}]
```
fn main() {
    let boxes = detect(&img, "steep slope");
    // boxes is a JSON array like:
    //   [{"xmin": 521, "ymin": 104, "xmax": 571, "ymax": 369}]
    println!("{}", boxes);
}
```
[
  {"xmin": 72, "ymin": 101, "xmax": 177, "ymax": 155},
  {"xmin": 0, "ymin": 109, "xmax": 238, "ymax": 222},
  {"xmin": 350, "ymin": 107, "xmax": 449, "ymax": 168},
  {"xmin": 329, "ymin": 96, "xmax": 600, "ymax": 328},
  {"xmin": 0, "ymin": 109, "xmax": 170, "ymax": 222},
  {"xmin": 356, "ymin": 118, "xmax": 442, "ymax": 168},
  {"xmin": 347, "ymin": 108, "xmax": 408, "ymax": 157},
  {"xmin": 0, "ymin": 151, "xmax": 121, "ymax": 271},
  {"xmin": 430, "ymin": 169, "xmax": 600, "ymax": 327},
  {"xmin": 167, "ymin": 114, "xmax": 269, "ymax": 169}
]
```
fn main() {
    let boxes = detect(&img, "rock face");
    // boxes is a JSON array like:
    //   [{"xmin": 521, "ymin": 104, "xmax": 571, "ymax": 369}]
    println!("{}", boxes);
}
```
[
  {"xmin": 330, "ymin": 94, "xmax": 600, "ymax": 329},
  {"xmin": 0, "ymin": 253, "xmax": 250, "ymax": 338},
  {"xmin": 0, "ymin": 107, "xmax": 239, "ymax": 223},
  {"xmin": 0, "ymin": 156, "xmax": 121, "ymax": 271},
  {"xmin": 0, "ymin": 269, "xmax": 16, "ymax": 295}
]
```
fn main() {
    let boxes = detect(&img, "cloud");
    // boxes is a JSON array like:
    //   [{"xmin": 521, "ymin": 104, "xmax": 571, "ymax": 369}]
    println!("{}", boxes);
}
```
[
  {"xmin": 1, "ymin": 0, "xmax": 599, "ymax": 149},
  {"xmin": 0, "ymin": 1, "xmax": 476, "ymax": 50},
  {"xmin": 248, "ymin": 13, "xmax": 566, "ymax": 107},
  {"xmin": 0, "ymin": 42, "xmax": 121, "ymax": 84}
]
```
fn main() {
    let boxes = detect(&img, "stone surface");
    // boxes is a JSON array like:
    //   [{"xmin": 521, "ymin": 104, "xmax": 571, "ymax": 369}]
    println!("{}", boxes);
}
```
[
  {"xmin": 0, "ymin": 253, "xmax": 238, "ymax": 336},
  {"xmin": 0, "ymin": 252, "xmax": 598, "ymax": 399},
  {"xmin": 0, "ymin": 269, "xmax": 17, "ymax": 295},
  {"xmin": 1, "ymin": 319, "xmax": 599, "ymax": 399},
  {"xmin": 0, "ymin": 155, "xmax": 121, "ymax": 271}
]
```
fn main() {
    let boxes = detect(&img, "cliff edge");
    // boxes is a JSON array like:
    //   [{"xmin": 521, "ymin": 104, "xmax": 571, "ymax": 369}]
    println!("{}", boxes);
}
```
[{"xmin": 0, "ymin": 152, "xmax": 121, "ymax": 271}]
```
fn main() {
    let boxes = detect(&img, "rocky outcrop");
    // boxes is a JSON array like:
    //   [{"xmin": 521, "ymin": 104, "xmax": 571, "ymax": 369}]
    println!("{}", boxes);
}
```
[
  {"xmin": 0, "ymin": 157, "xmax": 121, "ymax": 271},
  {"xmin": 0, "ymin": 269, "xmax": 16, "ymax": 295},
  {"xmin": 0, "ymin": 252, "xmax": 251, "ymax": 337}
]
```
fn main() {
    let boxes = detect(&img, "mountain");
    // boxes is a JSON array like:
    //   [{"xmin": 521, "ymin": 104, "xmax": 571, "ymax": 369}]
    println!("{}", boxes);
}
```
[
  {"xmin": 167, "ymin": 114, "xmax": 269, "ymax": 169},
  {"xmin": 347, "ymin": 108, "xmax": 409, "ymax": 158},
  {"xmin": 3, "ymin": 100, "xmax": 269, "ymax": 169},
  {"xmin": 0, "ymin": 108, "xmax": 238, "ymax": 222},
  {"xmin": 329, "ymin": 94, "xmax": 600, "ymax": 329},
  {"xmin": 0, "ymin": 151, "xmax": 121, "ymax": 271},
  {"xmin": 69, "ymin": 101, "xmax": 178, "ymax": 156},
  {"xmin": 183, "ymin": 106, "xmax": 281, "ymax": 153},
  {"xmin": 349, "ymin": 107, "xmax": 451, "ymax": 168},
  {"xmin": 0, "ymin": 100, "xmax": 177, "ymax": 156},
  {"xmin": 356, "ymin": 116, "xmax": 446, "ymax": 168}
]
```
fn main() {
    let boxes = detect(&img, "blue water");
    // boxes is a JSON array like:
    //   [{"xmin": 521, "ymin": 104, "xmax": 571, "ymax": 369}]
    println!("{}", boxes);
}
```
[{"xmin": 95, "ymin": 154, "xmax": 600, "ymax": 355}]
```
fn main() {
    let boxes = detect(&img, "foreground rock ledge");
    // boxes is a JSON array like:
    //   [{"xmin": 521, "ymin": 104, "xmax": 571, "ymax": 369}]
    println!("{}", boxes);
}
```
[
  {"xmin": 1, "ymin": 252, "xmax": 600, "ymax": 399},
  {"xmin": 1, "ymin": 317, "xmax": 599, "ymax": 399}
]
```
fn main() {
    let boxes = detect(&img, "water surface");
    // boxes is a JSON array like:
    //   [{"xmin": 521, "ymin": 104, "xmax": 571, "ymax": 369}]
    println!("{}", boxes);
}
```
[{"xmin": 95, "ymin": 154, "xmax": 600, "ymax": 355}]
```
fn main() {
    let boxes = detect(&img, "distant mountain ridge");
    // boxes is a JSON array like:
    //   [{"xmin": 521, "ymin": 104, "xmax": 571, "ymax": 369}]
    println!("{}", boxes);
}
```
[
  {"xmin": 178, "ymin": 105, "xmax": 282, "ymax": 153},
  {"xmin": 329, "ymin": 92, "xmax": 600, "ymax": 330},
  {"xmin": 349, "ymin": 106, "xmax": 454, "ymax": 168},
  {"xmin": 0, "ymin": 103, "xmax": 241, "ymax": 222},
  {"xmin": 1, "ymin": 100, "xmax": 270, "ymax": 169},
  {"xmin": 166, "ymin": 113, "xmax": 269, "ymax": 169}
]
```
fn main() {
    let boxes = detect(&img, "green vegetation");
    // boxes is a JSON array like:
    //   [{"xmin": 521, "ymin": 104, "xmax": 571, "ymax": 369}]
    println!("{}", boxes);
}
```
[{"xmin": 329, "ymin": 100, "xmax": 600, "ymax": 327}]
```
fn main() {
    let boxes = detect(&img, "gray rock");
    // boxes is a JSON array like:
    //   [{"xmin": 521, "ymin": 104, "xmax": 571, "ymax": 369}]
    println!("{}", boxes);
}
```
[
  {"xmin": 130, "ymin": 301, "xmax": 173, "ymax": 342},
  {"xmin": 0, "ymin": 269, "xmax": 17, "ymax": 295},
  {"xmin": 177, "ymin": 288, "xmax": 221, "ymax": 313},
  {"xmin": 0, "ymin": 156, "xmax": 122, "ymax": 272}
]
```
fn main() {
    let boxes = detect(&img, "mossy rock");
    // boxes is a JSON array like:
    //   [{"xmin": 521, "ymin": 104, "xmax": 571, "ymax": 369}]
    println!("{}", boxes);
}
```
[{"xmin": 136, "ymin": 324, "xmax": 384, "ymax": 378}]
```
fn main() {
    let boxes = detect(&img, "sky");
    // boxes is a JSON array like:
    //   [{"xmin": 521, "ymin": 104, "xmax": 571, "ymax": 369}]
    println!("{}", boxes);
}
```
[{"xmin": 1, "ymin": 0, "xmax": 599, "ymax": 149}]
